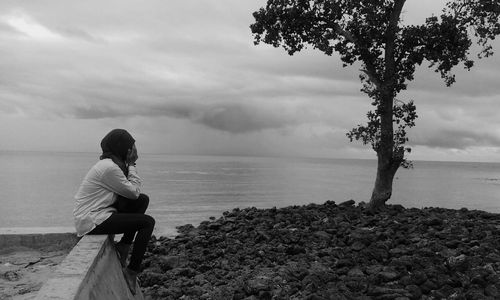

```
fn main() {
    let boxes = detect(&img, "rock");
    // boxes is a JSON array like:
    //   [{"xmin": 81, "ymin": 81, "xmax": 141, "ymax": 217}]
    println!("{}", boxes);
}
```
[
  {"xmin": 465, "ymin": 289, "xmax": 486, "ymax": 300},
  {"xmin": 485, "ymin": 284, "xmax": 499, "ymax": 297},
  {"xmin": 244, "ymin": 276, "xmax": 271, "ymax": 294},
  {"xmin": 368, "ymin": 286, "xmax": 409, "ymax": 296},
  {"xmin": 351, "ymin": 241, "xmax": 365, "ymax": 251},
  {"xmin": 405, "ymin": 285, "xmax": 422, "ymax": 300},
  {"xmin": 425, "ymin": 217, "xmax": 444, "ymax": 226},
  {"xmin": 410, "ymin": 271, "xmax": 427, "ymax": 285},
  {"xmin": 305, "ymin": 294, "xmax": 327, "ymax": 300},
  {"xmin": 420, "ymin": 280, "xmax": 438, "ymax": 294},
  {"xmin": 444, "ymin": 240, "xmax": 461, "ymax": 249},
  {"xmin": 339, "ymin": 199, "xmax": 355, "ymax": 207},
  {"xmin": 389, "ymin": 255, "xmax": 413, "ymax": 268},
  {"xmin": 285, "ymin": 245, "xmax": 306, "ymax": 255},
  {"xmin": 336, "ymin": 258, "xmax": 353, "ymax": 268},
  {"xmin": 347, "ymin": 267, "xmax": 364, "ymax": 277},
  {"xmin": 176, "ymin": 223, "xmax": 195, "ymax": 233},
  {"xmin": 158, "ymin": 255, "xmax": 186, "ymax": 270},
  {"xmin": 175, "ymin": 267, "xmax": 197, "ymax": 278},
  {"xmin": 207, "ymin": 222, "xmax": 222, "ymax": 230},
  {"xmin": 391, "ymin": 204, "xmax": 406, "ymax": 212},
  {"xmin": 377, "ymin": 271, "xmax": 400, "ymax": 282},
  {"xmin": 446, "ymin": 254, "xmax": 469, "ymax": 272},
  {"xmin": 366, "ymin": 265, "xmax": 383, "ymax": 275},
  {"xmin": 139, "ymin": 200, "xmax": 500, "ymax": 299},
  {"xmin": 313, "ymin": 231, "xmax": 331, "ymax": 239},
  {"xmin": 3, "ymin": 270, "xmax": 21, "ymax": 281}
]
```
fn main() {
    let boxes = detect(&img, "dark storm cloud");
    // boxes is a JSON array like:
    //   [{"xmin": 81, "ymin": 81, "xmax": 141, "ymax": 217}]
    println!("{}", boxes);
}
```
[
  {"xmin": 194, "ymin": 103, "xmax": 294, "ymax": 133},
  {"xmin": 72, "ymin": 101, "xmax": 297, "ymax": 134},
  {"xmin": 71, "ymin": 102, "xmax": 196, "ymax": 120}
]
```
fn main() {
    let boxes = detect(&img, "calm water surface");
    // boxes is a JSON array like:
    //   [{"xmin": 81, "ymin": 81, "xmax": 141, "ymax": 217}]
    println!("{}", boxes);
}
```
[{"xmin": 1, "ymin": 151, "xmax": 500, "ymax": 236}]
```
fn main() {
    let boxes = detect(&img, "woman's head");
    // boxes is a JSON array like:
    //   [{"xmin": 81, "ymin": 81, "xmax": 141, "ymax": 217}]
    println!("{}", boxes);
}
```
[{"xmin": 100, "ymin": 129, "xmax": 135, "ymax": 161}]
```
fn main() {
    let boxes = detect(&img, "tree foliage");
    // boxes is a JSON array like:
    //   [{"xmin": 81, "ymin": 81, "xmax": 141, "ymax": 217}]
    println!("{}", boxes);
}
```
[
  {"xmin": 251, "ymin": 0, "xmax": 499, "ymax": 87},
  {"xmin": 251, "ymin": 0, "xmax": 500, "ymax": 208},
  {"xmin": 346, "ymin": 98, "xmax": 417, "ymax": 168}
]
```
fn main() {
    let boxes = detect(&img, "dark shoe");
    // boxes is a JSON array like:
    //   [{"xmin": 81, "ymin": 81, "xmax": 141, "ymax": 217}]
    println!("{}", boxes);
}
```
[
  {"xmin": 122, "ymin": 267, "xmax": 138, "ymax": 295},
  {"xmin": 115, "ymin": 242, "xmax": 131, "ymax": 267}
]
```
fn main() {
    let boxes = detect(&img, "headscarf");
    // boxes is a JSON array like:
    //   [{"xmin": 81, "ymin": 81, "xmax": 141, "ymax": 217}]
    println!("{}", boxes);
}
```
[{"xmin": 100, "ymin": 129, "xmax": 135, "ymax": 176}]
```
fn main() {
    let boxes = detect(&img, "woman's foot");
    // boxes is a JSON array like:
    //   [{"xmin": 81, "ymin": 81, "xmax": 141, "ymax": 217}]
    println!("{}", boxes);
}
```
[
  {"xmin": 115, "ymin": 242, "xmax": 131, "ymax": 267},
  {"xmin": 122, "ymin": 267, "xmax": 138, "ymax": 295}
]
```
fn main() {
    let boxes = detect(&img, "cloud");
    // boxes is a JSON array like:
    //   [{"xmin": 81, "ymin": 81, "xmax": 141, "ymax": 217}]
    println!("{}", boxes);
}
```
[
  {"xmin": 194, "ymin": 103, "xmax": 295, "ymax": 133},
  {"xmin": 71, "ymin": 105, "xmax": 124, "ymax": 119},
  {"xmin": 404, "ymin": 51, "xmax": 500, "ymax": 99},
  {"xmin": 407, "ymin": 101, "xmax": 500, "ymax": 151},
  {"xmin": 2, "ymin": 11, "xmax": 62, "ymax": 40},
  {"xmin": 56, "ymin": 26, "xmax": 104, "ymax": 43},
  {"xmin": 71, "ymin": 101, "xmax": 298, "ymax": 134},
  {"xmin": 1, "ymin": 10, "xmax": 102, "ymax": 43},
  {"xmin": 414, "ymin": 128, "xmax": 500, "ymax": 150}
]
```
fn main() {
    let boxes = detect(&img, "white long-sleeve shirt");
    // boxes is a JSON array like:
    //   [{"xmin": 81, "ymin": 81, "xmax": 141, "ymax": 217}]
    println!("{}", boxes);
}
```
[{"xmin": 73, "ymin": 158, "xmax": 141, "ymax": 237}]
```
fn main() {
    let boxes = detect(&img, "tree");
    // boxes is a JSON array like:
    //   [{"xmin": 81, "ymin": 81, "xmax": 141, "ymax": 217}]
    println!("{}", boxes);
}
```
[{"xmin": 251, "ymin": 0, "xmax": 500, "ymax": 211}]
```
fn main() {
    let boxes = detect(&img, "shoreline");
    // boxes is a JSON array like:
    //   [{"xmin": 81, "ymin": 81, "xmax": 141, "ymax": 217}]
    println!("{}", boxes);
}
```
[{"xmin": 139, "ymin": 200, "xmax": 500, "ymax": 299}]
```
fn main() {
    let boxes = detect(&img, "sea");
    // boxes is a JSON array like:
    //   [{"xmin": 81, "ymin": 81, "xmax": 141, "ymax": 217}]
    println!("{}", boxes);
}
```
[{"xmin": 1, "ymin": 151, "xmax": 500, "ymax": 237}]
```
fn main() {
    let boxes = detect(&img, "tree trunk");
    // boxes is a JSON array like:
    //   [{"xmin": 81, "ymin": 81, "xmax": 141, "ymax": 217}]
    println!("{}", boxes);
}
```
[
  {"xmin": 366, "ymin": 0, "xmax": 406, "ymax": 212},
  {"xmin": 368, "ymin": 155, "xmax": 399, "ymax": 211},
  {"xmin": 367, "ymin": 89, "xmax": 400, "ymax": 211}
]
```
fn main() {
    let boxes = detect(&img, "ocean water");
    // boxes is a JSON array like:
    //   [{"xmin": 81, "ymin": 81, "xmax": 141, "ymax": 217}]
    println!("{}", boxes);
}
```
[{"xmin": 1, "ymin": 151, "xmax": 500, "ymax": 236}]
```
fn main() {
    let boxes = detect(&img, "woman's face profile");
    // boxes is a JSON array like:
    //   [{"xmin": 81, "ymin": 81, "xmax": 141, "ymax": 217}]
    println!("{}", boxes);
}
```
[{"xmin": 127, "ymin": 144, "xmax": 138, "ymax": 163}]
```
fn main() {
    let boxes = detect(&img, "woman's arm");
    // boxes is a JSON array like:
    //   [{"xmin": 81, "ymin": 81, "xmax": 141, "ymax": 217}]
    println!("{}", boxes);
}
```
[
  {"xmin": 127, "ymin": 165, "xmax": 141, "ymax": 188},
  {"xmin": 101, "ymin": 163, "xmax": 141, "ymax": 199}
]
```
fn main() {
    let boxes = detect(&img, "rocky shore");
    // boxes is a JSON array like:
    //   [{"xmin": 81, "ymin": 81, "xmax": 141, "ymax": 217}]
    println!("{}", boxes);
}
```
[{"xmin": 139, "ymin": 200, "xmax": 500, "ymax": 299}]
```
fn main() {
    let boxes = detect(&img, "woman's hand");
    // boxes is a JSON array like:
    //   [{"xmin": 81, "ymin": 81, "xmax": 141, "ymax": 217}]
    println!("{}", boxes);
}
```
[{"xmin": 126, "ymin": 144, "xmax": 138, "ymax": 165}]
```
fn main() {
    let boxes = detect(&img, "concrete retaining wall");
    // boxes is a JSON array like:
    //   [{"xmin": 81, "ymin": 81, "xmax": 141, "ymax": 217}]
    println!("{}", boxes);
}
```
[
  {"xmin": 35, "ymin": 234, "xmax": 144, "ymax": 300},
  {"xmin": 0, "ymin": 227, "xmax": 78, "ymax": 251}
]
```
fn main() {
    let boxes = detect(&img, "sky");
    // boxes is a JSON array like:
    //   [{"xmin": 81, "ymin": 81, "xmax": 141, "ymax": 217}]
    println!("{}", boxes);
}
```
[{"xmin": 0, "ymin": 0, "xmax": 499, "ymax": 162}]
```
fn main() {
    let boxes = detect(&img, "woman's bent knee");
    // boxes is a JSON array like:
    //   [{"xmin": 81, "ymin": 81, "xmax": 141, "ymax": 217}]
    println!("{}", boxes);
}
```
[
  {"xmin": 138, "ymin": 194, "xmax": 150, "ymax": 208},
  {"xmin": 143, "ymin": 214, "xmax": 155, "ymax": 229},
  {"xmin": 138, "ymin": 193, "xmax": 149, "ymax": 203}
]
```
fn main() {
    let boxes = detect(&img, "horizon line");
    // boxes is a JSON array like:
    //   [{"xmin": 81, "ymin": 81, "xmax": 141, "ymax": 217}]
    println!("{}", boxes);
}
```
[{"xmin": 1, "ymin": 149, "xmax": 499, "ymax": 164}]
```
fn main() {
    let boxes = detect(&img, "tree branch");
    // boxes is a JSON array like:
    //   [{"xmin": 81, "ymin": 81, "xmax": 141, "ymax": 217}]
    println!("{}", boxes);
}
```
[
  {"xmin": 360, "ymin": 68, "xmax": 382, "ymax": 88},
  {"xmin": 332, "ymin": 23, "xmax": 382, "ymax": 88},
  {"xmin": 332, "ymin": 23, "xmax": 358, "ymax": 44},
  {"xmin": 384, "ymin": 0, "xmax": 406, "ymax": 80}
]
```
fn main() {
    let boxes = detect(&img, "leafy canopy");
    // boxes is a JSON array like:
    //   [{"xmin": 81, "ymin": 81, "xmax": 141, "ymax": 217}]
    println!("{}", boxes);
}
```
[
  {"xmin": 251, "ymin": 0, "xmax": 499, "ymax": 88},
  {"xmin": 251, "ymin": 0, "xmax": 499, "ymax": 166}
]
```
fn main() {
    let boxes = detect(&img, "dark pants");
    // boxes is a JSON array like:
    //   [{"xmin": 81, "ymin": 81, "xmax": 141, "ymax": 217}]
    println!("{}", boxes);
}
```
[{"xmin": 89, "ymin": 193, "xmax": 155, "ymax": 272}]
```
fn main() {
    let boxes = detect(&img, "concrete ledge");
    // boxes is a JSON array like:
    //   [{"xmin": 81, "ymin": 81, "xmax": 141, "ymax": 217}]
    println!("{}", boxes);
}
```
[
  {"xmin": 35, "ymin": 235, "xmax": 144, "ymax": 300},
  {"xmin": 0, "ymin": 227, "xmax": 77, "ymax": 251}
]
